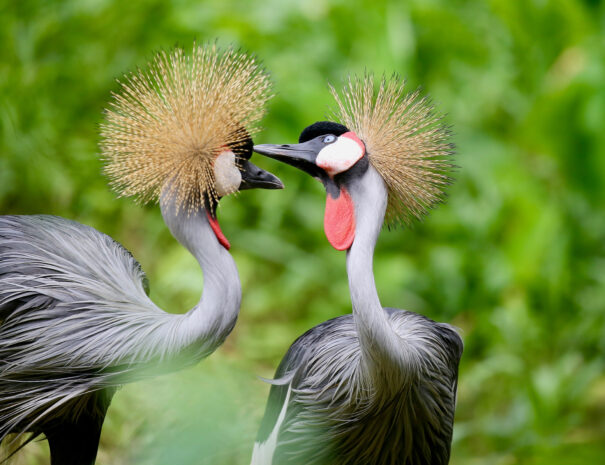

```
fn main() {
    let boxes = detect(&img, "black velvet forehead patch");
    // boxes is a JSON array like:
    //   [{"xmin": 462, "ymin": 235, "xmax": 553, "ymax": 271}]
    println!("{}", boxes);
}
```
[
  {"xmin": 229, "ymin": 124, "xmax": 253, "ymax": 160},
  {"xmin": 233, "ymin": 135, "xmax": 254, "ymax": 160},
  {"xmin": 299, "ymin": 121, "xmax": 349, "ymax": 143}
]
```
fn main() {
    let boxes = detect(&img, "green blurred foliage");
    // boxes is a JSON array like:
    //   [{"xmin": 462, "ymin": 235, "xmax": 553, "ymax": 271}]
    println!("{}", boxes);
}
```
[{"xmin": 1, "ymin": 0, "xmax": 604, "ymax": 464}]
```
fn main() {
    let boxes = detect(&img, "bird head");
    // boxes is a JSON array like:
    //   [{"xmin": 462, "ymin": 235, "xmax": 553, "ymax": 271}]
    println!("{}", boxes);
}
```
[
  {"xmin": 254, "ymin": 74, "xmax": 454, "ymax": 251},
  {"xmin": 100, "ymin": 43, "xmax": 282, "ymax": 250},
  {"xmin": 254, "ymin": 121, "xmax": 367, "ymax": 251}
]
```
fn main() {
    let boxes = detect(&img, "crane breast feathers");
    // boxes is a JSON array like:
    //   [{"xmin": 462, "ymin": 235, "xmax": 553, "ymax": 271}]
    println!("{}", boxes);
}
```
[
  {"xmin": 387, "ymin": 309, "xmax": 463, "ymax": 373},
  {"xmin": 254, "ymin": 312, "xmax": 462, "ymax": 464}
]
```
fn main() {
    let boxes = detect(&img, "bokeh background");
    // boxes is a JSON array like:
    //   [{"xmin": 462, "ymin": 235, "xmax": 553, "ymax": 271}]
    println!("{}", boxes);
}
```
[{"xmin": 2, "ymin": 0, "xmax": 605, "ymax": 464}]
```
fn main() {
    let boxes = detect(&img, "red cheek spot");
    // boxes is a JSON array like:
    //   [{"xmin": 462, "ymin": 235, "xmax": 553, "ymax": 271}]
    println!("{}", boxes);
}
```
[
  {"xmin": 206, "ymin": 211, "xmax": 231, "ymax": 250},
  {"xmin": 324, "ymin": 188, "xmax": 355, "ymax": 251},
  {"xmin": 341, "ymin": 132, "xmax": 365, "ymax": 155}
]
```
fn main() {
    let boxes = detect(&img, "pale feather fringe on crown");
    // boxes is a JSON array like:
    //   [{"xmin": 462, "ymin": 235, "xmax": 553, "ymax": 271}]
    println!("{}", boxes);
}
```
[
  {"xmin": 100, "ymin": 43, "xmax": 273, "ymax": 212},
  {"xmin": 329, "ymin": 74, "xmax": 455, "ymax": 226}
]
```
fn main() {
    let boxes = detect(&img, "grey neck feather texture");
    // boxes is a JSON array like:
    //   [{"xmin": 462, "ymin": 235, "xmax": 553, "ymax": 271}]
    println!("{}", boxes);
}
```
[
  {"xmin": 346, "ymin": 166, "xmax": 407, "ymax": 387},
  {"xmin": 160, "ymin": 196, "xmax": 242, "ymax": 357}
]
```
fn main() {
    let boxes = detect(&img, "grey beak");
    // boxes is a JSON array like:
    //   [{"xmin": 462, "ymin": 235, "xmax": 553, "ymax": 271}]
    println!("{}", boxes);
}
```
[
  {"xmin": 254, "ymin": 140, "xmax": 323, "ymax": 178},
  {"xmin": 239, "ymin": 160, "xmax": 284, "ymax": 190},
  {"xmin": 253, "ymin": 142, "xmax": 318, "ymax": 163}
]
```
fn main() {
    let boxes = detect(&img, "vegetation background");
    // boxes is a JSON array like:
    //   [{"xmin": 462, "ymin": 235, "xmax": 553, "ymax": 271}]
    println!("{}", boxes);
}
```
[{"xmin": 1, "ymin": 0, "xmax": 604, "ymax": 464}]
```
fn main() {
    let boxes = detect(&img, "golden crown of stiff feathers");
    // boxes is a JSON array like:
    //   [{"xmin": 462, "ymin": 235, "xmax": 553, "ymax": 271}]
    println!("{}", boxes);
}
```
[
  {"xmin": 329, "ymin": 74, "xmax": 454, "ymax": 225},
  {"xmin": 100, "ymin": 44, "xmax": 273, "ymax": 211}
]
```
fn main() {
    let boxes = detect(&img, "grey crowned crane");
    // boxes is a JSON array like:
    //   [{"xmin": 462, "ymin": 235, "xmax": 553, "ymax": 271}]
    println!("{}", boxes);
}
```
[
  {"xmin": 0, "ymin": 44, "xmax": 281, "ymax": 465},
  {"xmin": 251, "ymin": 75, "xmax": 463, "ymax": 465}
]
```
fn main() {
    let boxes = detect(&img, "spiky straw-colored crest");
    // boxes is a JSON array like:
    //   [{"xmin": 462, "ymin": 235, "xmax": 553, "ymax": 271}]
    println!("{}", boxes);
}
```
[
  {"xmin": 329, "ymin": 74, "xmax": 454, "ymax": 225},
  {"xmin": 100, "ymin": 43, "xmax": 272, "ymax": 211}
]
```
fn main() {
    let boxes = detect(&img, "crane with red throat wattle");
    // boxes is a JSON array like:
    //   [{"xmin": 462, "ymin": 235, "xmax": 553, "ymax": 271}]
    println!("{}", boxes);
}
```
[
  {"xmin": 0, "ymin": 44, "xmax": 281, "ymax": 465},
  {"xmin": 251, "ymin": 75, "xmax": 463, "ymax": 465}
]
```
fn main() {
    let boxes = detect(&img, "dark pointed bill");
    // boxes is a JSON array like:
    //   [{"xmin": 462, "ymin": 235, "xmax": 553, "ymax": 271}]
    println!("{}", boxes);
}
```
[{"xmin": 239, "ymin": 160, "xmax": 284, "ymax": 190}]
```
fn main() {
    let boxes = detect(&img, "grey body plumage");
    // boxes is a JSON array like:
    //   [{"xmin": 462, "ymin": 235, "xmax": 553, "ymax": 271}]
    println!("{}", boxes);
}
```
[{"xmin": 256, "ymin": 311, "xmax": 461, "ymax": 465}]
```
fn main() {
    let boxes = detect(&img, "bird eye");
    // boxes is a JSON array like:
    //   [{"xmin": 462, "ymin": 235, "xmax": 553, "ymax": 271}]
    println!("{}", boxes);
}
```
[{"xmin": 323, "ymin": 135, "xmax": 336, "ymax": 144}]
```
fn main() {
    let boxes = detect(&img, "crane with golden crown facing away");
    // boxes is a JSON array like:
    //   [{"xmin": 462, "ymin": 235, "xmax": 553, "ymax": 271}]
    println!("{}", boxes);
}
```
[
  {"xmin": 251, "ymin": 75, "xmax": 463, "ymax": 465},
  {"xmin": 0, "ymin": 44, "xmax": 281, "ymax": 465}
]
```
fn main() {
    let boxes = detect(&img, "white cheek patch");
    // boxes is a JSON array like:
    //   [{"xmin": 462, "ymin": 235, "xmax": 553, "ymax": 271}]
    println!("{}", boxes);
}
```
[
  {"xmin": 214, "ymin": 151, "xmax": 242, "ymax": 197},
  {"xmin": 316, "ymin": 133, "xmax": 365, "ymax": 176}
]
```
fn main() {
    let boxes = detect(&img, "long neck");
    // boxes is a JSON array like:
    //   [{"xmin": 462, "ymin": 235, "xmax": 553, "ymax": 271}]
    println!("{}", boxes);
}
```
[
  {"xmin": 346, "ymin": 167, "xmax": 408, "ymax": 386},
  {"xmin": 160, "ymin": 198, "xmax": 242, "ymax": 359}
]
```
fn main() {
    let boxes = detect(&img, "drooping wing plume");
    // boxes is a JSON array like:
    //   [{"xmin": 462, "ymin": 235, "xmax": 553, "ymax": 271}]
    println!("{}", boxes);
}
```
[
  {"xmin": 100, "ymin": 43, "xmax": 273, "ymax": 212},
  {"xmin": 329, "ymin": 74, "xmax": 455, "ymax": 225}
]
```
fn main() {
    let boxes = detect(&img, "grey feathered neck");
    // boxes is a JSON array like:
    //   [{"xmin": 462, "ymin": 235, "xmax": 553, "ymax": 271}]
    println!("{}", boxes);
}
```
[
  {"xmin": 159, "ymin": 195, "xmax": 242, "ymax": 352},
  {"xmin": 345, "ymin": 165, "xmax": 400, "ymax": 386}
]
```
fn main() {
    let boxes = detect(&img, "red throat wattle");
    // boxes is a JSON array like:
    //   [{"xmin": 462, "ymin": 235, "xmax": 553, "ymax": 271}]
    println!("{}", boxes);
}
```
[
  {"xmin": 206, "ymin": 211, "xmax": 231, "ymax": 250},
  {"xmin": 324, "ymin": 188, "xmax": 356, "ymax": 251}
]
